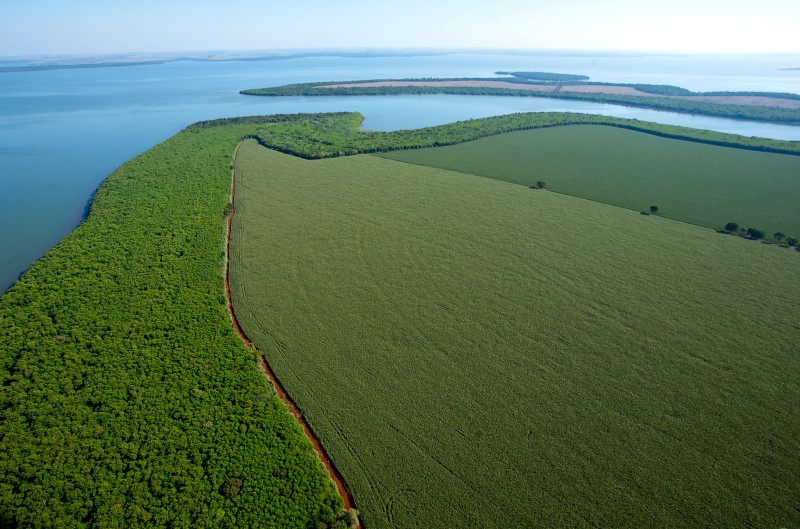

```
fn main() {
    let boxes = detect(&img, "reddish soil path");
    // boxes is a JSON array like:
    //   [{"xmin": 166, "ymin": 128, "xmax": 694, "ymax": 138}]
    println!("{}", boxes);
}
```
[{"xmin": 224, "ymin": 142, "xmax": 359, "ymax": 520}]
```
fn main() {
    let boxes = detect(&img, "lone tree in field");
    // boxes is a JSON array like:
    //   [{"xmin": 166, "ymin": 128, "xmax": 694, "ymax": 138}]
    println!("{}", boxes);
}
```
[
  {"xmin": 724, "ymin": 222, "xmax": 739, "ymax": 233},
  {"xmin": 531, "ymin": 180, "xmax": 546, "ymax": 189},
  {"xmin": 649, "ymin": 205, "xmax": 659, "ymax": 215}
]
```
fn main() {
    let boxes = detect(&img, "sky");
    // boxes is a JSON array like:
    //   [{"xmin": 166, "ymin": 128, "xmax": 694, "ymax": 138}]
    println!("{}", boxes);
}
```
[{"xmin": 2, "ymin": 0, "xmax": 799, "ymax": 57}]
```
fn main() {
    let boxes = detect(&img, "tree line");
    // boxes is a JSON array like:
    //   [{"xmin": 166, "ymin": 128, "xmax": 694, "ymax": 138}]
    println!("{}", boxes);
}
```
[
  {"xmin": 233, "ymin": 111, "xmax": 800, "ymax": 160},
  {"xmin": 723, "ymin": 222, "xmax": 798, "ymax": 247}
]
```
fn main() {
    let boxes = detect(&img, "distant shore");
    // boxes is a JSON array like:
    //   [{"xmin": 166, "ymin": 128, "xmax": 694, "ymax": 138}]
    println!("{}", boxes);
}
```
[
  {"xmin": 242, "ymin": 77, "xmax": 800, "ymax": 125},
  {"xmin": 0, "ymin": 50, "xmax": 445, "ymax": 73},
  {"xmin": 320, "ymin": 80, "xmax": 800, "ymax": 109}
]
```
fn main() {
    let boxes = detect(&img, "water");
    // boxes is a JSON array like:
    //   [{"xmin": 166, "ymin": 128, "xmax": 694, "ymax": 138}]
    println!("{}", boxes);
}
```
[{"xmin": 2, "ymin": 51, "xmax": 800, "ymax": 292}]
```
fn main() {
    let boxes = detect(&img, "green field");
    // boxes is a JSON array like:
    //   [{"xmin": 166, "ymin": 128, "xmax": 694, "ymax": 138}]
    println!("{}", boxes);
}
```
[
  {"xmin": 230, "ymin": 140, "xmax": 800, "ymax": 528},
  {"xmin": 379, "ymin": 125, "xmax": 800, "ymax": 239}
]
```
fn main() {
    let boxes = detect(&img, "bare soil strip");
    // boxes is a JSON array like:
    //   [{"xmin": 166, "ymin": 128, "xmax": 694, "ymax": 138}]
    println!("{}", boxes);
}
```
[
  {"xmin": 318, "ymin": 81, "xmax": 800, "ymax": 109},
  {"xmin": 224, "ymin": 142, "xmax": 358, "ymax": 518}
]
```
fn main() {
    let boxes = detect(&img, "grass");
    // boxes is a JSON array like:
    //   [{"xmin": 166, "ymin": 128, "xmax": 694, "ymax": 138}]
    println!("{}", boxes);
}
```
[
  {"xmin": 379, "ymin": 125, "xmax": 800, "ymax": 239},
  {"xmin": 230, "ymin": 140, "xmax": 800, "ymax": 529}
]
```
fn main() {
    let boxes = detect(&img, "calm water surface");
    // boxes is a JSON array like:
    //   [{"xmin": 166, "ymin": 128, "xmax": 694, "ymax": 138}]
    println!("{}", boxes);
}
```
[{"xmin": 2, "ymin": 52, "xmax": 800, "ymax": 292}]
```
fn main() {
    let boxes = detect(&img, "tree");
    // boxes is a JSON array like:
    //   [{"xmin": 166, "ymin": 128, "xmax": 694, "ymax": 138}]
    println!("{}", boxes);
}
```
[
  {"xmin": 531, "ymin": 180, "xmax": 546, "ymax": 189},
  {"xmin": 746, "ymin": 227, "xmax": 765, "ymax": 240},
  {"xmin": 774, "ymin": 232, "xmax": 785, "ymax": 242},
  {"xmin": 787, "ymin": 237, "xmax": 798, "ymax": 247},
  {"xmin": 649, "ymin": 205, "xmax": 659, "ymax": 215},
  {"xmin": 219, "ymin": 477, "xmax": 243, "ymax": 499},
  {"xmin": 724, "ymin": 222, "xmax": 739, "ymax": 233}
]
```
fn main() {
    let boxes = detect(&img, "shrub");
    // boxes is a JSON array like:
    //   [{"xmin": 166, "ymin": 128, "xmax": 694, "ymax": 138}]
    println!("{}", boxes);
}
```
[{"xmin": 334, "ymin": 509, "xmax": 360, "ymax": 528}]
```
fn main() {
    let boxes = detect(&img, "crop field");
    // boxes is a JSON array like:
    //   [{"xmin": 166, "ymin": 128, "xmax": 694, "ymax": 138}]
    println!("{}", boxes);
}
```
[
  {"xmin": 230, "ymin": 140, "xmax": 800, "ymax": 529},
  {"xmin": 379, "ymin": 125, "xmax": 800, "ymax": 239}
]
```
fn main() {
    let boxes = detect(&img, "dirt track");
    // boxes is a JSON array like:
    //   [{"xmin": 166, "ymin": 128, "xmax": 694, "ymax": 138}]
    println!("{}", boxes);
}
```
[
  {"xmin": 224, "ymin": 141, "xmax": 358, "ymax": 518},
  {"xmin": 318, "ymin": 81, "xmax": 800, "ymax": 109}
]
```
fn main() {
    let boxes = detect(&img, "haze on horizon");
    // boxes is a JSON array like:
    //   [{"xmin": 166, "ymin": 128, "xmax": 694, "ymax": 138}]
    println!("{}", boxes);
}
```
[{"xmin": 2, "ymin": 0, "xmax": 799, "ymax": 57}]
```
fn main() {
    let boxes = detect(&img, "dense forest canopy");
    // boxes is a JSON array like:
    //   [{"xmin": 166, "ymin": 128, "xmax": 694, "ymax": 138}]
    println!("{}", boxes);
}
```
[{"xmin": 0, "ymin": 114, "xmax": 352, "ymax": 529}]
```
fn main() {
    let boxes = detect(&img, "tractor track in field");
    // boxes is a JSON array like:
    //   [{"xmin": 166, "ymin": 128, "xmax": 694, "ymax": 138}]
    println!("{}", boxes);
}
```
[{"xmin": 224, "ymin": 140, "xmax": 359, "ymax": 523}]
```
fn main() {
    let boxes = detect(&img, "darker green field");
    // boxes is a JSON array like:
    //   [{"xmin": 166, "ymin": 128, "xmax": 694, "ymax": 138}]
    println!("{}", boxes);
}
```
[
  {"xmin": 380, "ymin": 125, "xmax": 800, "ymax": 239},
  {"xmin": 230, "ymin": 140, "xmax": 800, "ymax": 529}
]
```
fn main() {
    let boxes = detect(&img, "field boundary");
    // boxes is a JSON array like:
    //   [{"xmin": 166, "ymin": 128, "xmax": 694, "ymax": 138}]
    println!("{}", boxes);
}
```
[{"xmin": 224, "ymin": 141, "xmax": 360, "ymax": 525}]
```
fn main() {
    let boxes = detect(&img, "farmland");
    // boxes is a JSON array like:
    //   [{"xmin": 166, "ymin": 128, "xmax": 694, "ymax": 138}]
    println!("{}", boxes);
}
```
[
  {"xmin": 379, "ymin": 125, "xmax": 800, "ymax": 238},
  {"xmin": 230, "ymin": 139, "xmax": 800, "ymax": 528}
]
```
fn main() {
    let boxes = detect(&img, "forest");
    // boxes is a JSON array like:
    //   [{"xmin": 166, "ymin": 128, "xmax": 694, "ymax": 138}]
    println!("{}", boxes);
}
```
[{"xmin": 0, "ymin": 115, "xmax": 355, "ymax": 529}]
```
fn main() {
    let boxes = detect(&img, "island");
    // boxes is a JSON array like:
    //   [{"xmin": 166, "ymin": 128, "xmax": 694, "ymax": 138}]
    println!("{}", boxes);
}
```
[{"xmin": 242, "ymin": 72, "xmax": 800, "ymax": 124}]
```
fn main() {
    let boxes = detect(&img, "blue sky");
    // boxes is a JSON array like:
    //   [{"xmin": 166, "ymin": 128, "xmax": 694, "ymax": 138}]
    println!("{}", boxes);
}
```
[{"xmin": 2, "ymin": 0, "xmax": 799, "ymax": 56}]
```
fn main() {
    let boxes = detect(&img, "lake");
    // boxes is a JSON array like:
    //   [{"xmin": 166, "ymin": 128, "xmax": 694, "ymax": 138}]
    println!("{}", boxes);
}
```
[{"xmin": 2, "ymin": 51, "xmax": 800, "ymax": 292}]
